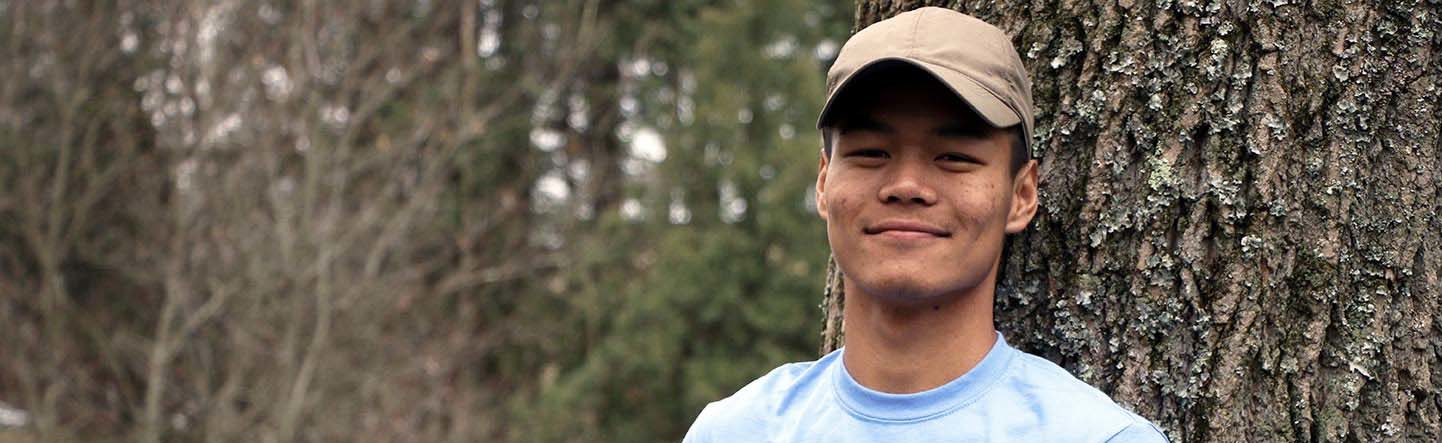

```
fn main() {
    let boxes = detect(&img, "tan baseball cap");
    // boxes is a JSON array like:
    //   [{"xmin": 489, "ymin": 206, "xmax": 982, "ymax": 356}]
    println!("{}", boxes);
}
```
[{"xmin": 817, "ymin": 7, "xmax": 1034, "ymax": 156}]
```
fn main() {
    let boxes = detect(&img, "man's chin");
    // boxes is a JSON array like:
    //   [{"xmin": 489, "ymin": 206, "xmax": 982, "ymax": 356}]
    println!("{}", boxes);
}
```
[{"xmin": 850, "ymin": 275, "xmax": 965, "ymax": 307}]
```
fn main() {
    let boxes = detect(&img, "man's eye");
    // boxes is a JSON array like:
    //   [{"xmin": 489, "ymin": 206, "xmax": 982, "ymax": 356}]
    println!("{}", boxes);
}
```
[
  {"xmin": 937, "ymin": 153, "xmax": 978, "ymax": 163},
  {"xmin": 847, "ymin": 149, "xmax": 889, "ymax": 159}
]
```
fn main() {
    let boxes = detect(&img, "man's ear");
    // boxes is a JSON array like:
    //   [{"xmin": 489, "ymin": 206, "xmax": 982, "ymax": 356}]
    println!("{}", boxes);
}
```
[
  {"xmin": 816, "ymin": 148, "xmax": 830, "ymax": 221},
  {"xmin": 1005, "ymin": 159, "xmax": 1038, "ymax": 233}
]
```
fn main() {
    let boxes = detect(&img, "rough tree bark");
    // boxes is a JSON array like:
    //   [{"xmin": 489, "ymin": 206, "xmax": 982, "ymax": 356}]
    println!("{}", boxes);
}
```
[{"xmin": 819, "ymin": 1, "xmax": 1442, "ymax": 442}]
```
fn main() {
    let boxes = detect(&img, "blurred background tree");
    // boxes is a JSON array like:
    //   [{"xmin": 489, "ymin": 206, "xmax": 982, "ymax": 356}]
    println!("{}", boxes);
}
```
[{"xmin": 1, "ymin": 0, "xmax": 849, "ymax": 442}]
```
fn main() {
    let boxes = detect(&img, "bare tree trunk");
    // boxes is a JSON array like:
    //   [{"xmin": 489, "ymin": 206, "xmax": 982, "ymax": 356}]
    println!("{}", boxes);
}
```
[{"xmin": 821, "ymin": 1, "xmax": 1442, "ymax": 442}]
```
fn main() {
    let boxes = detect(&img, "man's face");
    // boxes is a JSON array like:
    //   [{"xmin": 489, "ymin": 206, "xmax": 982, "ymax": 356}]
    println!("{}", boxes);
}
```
[{"xmin": 816, "ymin": 75, "xmax": 1037, "ymax": 306}]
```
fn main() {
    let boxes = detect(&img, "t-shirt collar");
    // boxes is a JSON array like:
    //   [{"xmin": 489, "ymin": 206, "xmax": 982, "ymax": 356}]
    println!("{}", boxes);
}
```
[{"xmin": 831, "ymin": 331, "xmax": 1016, "ymax": 423}]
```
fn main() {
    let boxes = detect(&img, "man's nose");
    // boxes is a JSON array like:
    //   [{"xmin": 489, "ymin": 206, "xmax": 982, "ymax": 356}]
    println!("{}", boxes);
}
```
[{"xmin": 878, "ymin": 161, "xmax": 938, "ymax": 205}]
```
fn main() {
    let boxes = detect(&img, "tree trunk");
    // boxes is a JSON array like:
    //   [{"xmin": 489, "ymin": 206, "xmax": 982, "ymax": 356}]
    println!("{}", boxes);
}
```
[{"xmin": 820, "ymin": 1, "xmax": 1442, "ymax": 442}]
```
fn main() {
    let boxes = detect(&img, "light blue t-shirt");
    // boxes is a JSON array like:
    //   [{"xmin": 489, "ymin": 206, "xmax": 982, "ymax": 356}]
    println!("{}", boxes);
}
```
[{"xmin": 683, "ymin": 333, "xmax": 1168, "ymax": 443}]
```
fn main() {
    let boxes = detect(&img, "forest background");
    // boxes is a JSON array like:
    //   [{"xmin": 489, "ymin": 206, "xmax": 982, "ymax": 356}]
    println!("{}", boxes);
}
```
[
  {"xmin": 3, "ymin": 1, "xmax": 848, "ymax": 442},
  {"xmin": 4, "ymin": 1, "xmax": 1441, "ymax": 443}
]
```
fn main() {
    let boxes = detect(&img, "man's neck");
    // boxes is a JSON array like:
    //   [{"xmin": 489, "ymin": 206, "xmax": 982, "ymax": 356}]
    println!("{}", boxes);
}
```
[{"xmin": 839, "ymin": 278, "xmax": 997, "ymax": 394}]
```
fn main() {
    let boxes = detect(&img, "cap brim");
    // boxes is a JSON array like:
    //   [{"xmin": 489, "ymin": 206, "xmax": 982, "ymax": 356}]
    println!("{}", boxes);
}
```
[{"xmin": 816, "ymin": 57, "xmax": 1020, "ymax": 130}]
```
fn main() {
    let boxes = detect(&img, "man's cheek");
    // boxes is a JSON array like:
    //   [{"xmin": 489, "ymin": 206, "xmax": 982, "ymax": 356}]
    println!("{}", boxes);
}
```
[
  {"xmin": 826, "ymin": 194, "xmax": 860, "ymax": 223},
  {"xmin": 823, "ymin": 194, "xmax": 857, "ymax": 248}
]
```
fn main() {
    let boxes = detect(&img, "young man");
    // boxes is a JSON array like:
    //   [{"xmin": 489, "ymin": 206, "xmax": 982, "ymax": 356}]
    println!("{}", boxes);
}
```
[{"xmin": 683, "ymin": 7, "xmax": 1168, "ymax": 443}]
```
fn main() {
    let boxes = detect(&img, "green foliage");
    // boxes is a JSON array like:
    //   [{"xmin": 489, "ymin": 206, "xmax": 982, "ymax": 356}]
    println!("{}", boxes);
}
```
[{"xmin": 501, "ymin": 1, "xmax": 851, "ymax": 441}]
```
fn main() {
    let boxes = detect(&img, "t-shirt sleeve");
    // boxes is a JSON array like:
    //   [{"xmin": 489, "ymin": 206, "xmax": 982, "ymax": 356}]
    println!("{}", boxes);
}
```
[
  {"xmin": 680, "ymin": 403, "xmax": 717, "ymax": 443},
  {"xmin": 1105, "ymin": 421, "xmax": 1169, "ymax": 443},
  {"xmin": 680, "ymin": 425, "xmax": 707, "ymax": 443}
]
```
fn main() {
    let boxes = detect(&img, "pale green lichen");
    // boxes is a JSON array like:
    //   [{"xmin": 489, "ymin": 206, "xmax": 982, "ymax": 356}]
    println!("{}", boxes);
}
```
[{"xmin": 1146, "ymin": 154, "xmax": 1178, "ymax": 191}]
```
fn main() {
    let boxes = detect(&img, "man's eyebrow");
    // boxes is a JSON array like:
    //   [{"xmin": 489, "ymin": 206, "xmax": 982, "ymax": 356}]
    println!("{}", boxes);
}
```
[{"xmin": 838, "ymin": 115, "xmax": 892, "ymax": 134}]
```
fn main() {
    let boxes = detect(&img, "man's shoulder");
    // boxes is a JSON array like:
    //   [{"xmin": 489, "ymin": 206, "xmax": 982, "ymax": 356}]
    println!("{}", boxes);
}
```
[
  {"xmin": 702, "ymin": 358, "xmax": 822, "ymax": 414},
  {"xmin": 1000, "ymin": 350, "xmax": 1169, "ymax": 442},
  {"xmin": 1008, "ymin": 350, "xmax": 1112, "ymax": 394},
  {"xmin": 683, "ymin": 352, "xmax": 838, "ymax": 442}
]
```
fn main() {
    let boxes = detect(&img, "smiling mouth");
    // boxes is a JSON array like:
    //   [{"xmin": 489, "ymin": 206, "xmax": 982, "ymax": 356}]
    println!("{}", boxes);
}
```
[{"xmin": 863, "ymin": 220, "xmax": 951, "ymax": 237}]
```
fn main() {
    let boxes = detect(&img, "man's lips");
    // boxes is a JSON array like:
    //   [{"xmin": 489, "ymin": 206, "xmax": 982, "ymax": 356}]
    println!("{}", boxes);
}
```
[{"xmin": 863, "ymin": 220, "xmax": 951, "ymax": 237}]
